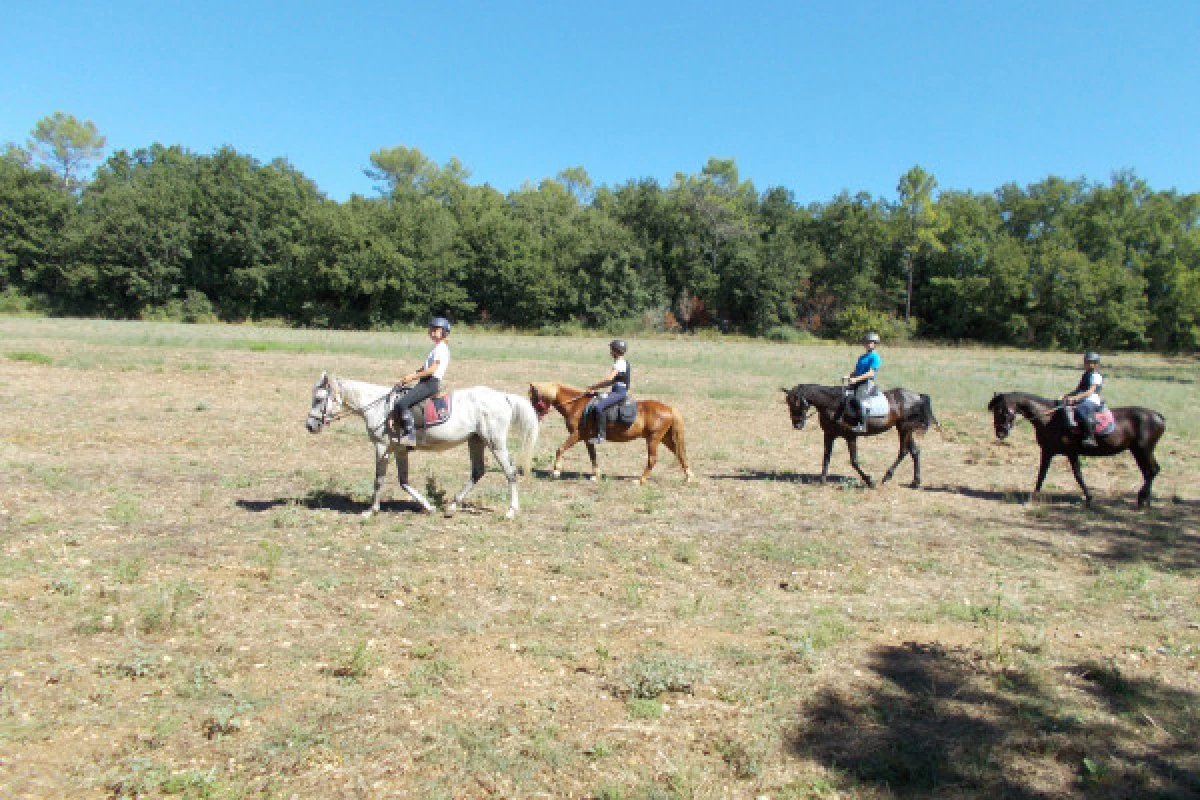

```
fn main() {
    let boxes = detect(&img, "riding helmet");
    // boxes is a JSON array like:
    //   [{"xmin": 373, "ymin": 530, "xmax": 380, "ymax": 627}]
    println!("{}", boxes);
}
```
[
  {"xmin": 609, "ymin": 339, "xmax": 628, "ymax": 355},
  {"xmin": 863, "ymin": 332, "xmax": 881, "ymax": 344},
  {"xmin": 1084, "ymin": 351, "xmax": 1100, "ymax": 364},
  {"xmin": 429, "ymin": 316, "xmax": 451, "ymax": 333}
]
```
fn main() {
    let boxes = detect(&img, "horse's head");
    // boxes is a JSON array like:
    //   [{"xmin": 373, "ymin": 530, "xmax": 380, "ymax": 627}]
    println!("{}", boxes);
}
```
[
  {"xmin": 987, "ymin": 393, "xmax": 1016, "ymax": 440},
  {"xmin": 307, "ymin": 372, "xmax": 343, "ymax": 433},
  {"xmin": 782, "ymin": 386, "xmax": 812, "ymax": 430},
  {"xmin": 528, "ymin": 382, "xmax": 561, "ymax": 420}
]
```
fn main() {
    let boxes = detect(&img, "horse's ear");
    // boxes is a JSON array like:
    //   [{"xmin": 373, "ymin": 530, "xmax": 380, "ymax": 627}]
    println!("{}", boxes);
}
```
[{"xmin": 781, "ymin": 387, "xmax": 789, "ymax": 393}]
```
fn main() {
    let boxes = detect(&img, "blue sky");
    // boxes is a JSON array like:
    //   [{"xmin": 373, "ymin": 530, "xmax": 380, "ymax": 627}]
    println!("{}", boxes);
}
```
[{"xmin": 4, "ymin": 1, "xmax": 1197, "ymax": 203}]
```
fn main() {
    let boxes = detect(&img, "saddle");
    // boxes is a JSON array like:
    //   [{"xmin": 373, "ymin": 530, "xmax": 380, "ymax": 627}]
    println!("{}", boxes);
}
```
[
  {"xmin": 1060, "ymin": 405, "xmax": 1116, "ymax": 437},
  {"xmin": 586, "ymin": 395, "xmax": 638, "ymax": 426},
  {"xmin": 841, "ymin": 387, "xmax": 888, "ymax": 422},
  {"xmin": 390, "ymin": 391, "xmax": 453, "ymax": 433}
]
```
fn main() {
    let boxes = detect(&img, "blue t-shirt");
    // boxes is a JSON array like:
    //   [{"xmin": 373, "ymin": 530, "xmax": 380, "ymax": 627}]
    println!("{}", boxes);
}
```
[{"xmin": 853, "ymin": 351, "xmax": 880, "ymax": 377}]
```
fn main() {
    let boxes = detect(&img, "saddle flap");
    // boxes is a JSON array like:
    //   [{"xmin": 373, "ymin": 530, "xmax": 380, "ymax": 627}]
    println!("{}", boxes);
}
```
[{"xmin": 417, "ymin": 392, "xmax": 452, "ymax": 428}]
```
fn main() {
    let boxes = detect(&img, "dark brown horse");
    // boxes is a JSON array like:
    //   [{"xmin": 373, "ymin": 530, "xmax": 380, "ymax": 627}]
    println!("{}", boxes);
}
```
[
  {"xmin": 529, "ymin": 382, "xmax": 694, "ymax": 484},
  {"xmin": 782, "ymin": 384, "xmax": 938, "ymax": 488},
  {"xmin": 988, "ymin": 391, "xmax": 1165, "ymax": 507}
]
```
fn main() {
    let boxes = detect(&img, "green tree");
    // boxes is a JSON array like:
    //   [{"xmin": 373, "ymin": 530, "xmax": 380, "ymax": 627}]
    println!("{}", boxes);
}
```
[
  {"xmin": 27, "ymin": 112, "xmax": 107, "ymax": 192},
  {"xmin": 894, "ymin": 165, "xmax": 948, "ymax": 321}
]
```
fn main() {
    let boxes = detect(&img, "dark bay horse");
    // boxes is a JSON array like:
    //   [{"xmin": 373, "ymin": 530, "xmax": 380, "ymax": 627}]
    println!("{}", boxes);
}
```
[
  {"xmin": 529, "ymin": 382, "xmax": 694, "ymax": 484},
  {"xmin": 782, "ymin": 384, "xmax": 938, "ymax": 487},
  {"xmin": 987, "ymin": 392, "xmax": 1165, "ymax": 507}
]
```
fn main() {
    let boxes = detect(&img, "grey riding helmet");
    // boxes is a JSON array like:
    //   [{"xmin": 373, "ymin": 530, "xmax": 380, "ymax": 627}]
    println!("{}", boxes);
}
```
[
  {"xmin": 1084, "ymin": 351, "xmax": 1100, "ymax": 364},
  {"xmin": 429, "ymin": 316, "xmax": 451, "ymax": 333},
  {"xmin": 863, "ymin": 332, "xmax": 881, "ymax": 344}
]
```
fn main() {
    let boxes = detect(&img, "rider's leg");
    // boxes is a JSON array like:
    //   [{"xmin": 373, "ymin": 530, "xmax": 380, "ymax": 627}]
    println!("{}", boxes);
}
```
[
  {"xmin": 398, "ymin": 378, "xmax": 440, "ymax": 445},
  {"xmin": 1077, "ymin": 403, "xmax": 1098, "ymax": 446},
  {"xmin": 850, "ymin": 385, "xmax": 869, "ymax": 433},
  {"xmin": 591, "ymin": 386, "xmax": 626, "ymax": 443}
]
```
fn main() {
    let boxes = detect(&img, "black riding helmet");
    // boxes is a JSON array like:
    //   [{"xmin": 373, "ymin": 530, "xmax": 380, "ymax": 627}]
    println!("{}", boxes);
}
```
[
  {"xmin": 609, "ymin": 339, "xmax": 627, "ymax": 355},
  {"xmin": 429, "ymin": 316, "xmax": 451, "ymax": 333}
]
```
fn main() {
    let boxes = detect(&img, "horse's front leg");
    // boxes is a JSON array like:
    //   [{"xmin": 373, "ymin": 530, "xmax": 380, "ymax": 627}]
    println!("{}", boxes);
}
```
[
  {"xmin": 363, "ymin": 442, "xmax": 391, "ymax": 518},
  {"xmin": 395, "ymin": 447, "xmax": 434, "ymax": 514},
  {"xmin": 1067, "ymin": 453, "xmax": 1092, "ymax": 506},
  {"xmin": 1031, "ymin": 450, "xmax": 1054, "ymax": 503},
  {"xmin": 820, "ymin": 431, "xmax": 836, "ymax": 483},
  {"xmin": 552, "ymin": 431, "xmax": 582, "ymax": 479},
  {"xmin": 446, "ymin": 434, "xmax": 488, "ymax": 518},
  {"xmin": 847, "ymin": 436, "xmax": 875, "ymax": 488}
]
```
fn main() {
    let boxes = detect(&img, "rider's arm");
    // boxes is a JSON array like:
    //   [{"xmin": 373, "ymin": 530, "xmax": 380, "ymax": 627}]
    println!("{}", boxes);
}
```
[
  {"xmin": 401, "ymin": 360, "xmax": 440, "ymax": 385},
  {"xmin": 844, "ymin": 368, "xmax": 875, "ymax": 384},
  {"xmin": 1067, "ymin": 384, "xmax": 1097, "ymax": 405},
  {"xmin": 588, "ymin": 368, "xmax": 618, "ymax": 392}
]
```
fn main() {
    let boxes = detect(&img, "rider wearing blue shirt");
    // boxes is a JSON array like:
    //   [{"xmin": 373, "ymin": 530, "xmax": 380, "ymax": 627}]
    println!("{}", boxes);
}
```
[{"xmin": 842, "ymin": 332, "xmax": 880, "ymax": 433}]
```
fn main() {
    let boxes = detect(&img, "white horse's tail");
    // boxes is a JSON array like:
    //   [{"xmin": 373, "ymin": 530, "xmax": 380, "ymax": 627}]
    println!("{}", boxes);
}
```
[{"xmin": 505, "ymin": 393, "xmax": 540, "ymax": 476}]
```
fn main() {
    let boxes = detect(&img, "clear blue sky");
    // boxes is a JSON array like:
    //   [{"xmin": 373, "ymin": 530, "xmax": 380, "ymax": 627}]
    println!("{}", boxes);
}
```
[{"xmin": 4, "ymin": 1, "xmax": 1198, "ymax": 203}]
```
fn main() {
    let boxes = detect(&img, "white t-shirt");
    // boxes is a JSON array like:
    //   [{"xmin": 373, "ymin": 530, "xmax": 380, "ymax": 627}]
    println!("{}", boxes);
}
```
[
  {"xmin": 1079, "ymin": 372, "xmax": 1103, "ymax": 407},
  {"xmin": 424, "ymin": 341, "xmax": 450, "ymax": 380}
]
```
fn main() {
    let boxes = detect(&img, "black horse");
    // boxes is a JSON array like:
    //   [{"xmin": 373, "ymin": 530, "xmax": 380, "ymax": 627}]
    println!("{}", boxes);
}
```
[
  {"xmin": 987, "ymin": 392, "xmax": 1166, "ymax": 508},
  {"xmin": 783, "ymin": 384, "xmax": 938, "ymax": 488}
]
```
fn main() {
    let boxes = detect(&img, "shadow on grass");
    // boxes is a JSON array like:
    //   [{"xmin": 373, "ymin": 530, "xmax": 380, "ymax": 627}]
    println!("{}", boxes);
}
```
[
  {"xmin": 236, "ymin": 493, "xmax": 427, "ymax": 515},
  {"xmin": 707, "ymin": 468, "xmax": 859, "ymax": 486},
  {"xmin": 789, "ymin": 642, "xmax": 1200, "ymax": 798},
  {"xmin": 923, "ymin": 484, "xmax": 1084, "ymax": 505}
]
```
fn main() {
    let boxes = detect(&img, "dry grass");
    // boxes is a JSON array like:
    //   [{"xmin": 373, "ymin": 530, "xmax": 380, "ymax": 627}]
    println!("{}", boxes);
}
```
[{"xmin": 1, "ymin": 318, "xmax": 1198, "ymax": 799}]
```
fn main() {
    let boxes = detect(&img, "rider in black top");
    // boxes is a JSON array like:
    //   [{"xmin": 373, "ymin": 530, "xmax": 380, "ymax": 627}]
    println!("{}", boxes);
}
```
[{"xmin": 587, "ymin": 339, "xmax": 630, "ymax": 443}]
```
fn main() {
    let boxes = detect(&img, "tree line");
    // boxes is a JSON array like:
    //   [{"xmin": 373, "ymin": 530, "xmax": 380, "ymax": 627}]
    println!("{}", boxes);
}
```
[{"xmin": 3, "ymin": 113, "xmax": 1197, "ymax": 350}]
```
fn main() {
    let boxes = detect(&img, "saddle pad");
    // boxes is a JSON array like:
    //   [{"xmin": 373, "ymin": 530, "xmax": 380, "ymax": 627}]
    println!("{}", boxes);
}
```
[
  {"xmin": 1095, "ymin": 408, "xmax": 1116, "ymax": 437},
  {"xmin": 416, "ymin": 393, "xmax": 452, "ymax": 428},
  {"xmin": 586, "ymin": 396, "xmax": 638, "ymax": 426},
  {"xmin": 862, "ymin": 393, "xmax": 890, "ymax": 419}
]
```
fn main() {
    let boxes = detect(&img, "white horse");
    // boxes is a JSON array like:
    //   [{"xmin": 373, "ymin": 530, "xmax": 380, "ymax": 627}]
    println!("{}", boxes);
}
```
[{"xmin": 305, "ymin": 373, "xmax": 539, "ymax": 519}]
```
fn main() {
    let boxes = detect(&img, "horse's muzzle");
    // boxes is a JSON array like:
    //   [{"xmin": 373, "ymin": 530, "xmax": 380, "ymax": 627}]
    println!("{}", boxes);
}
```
[
  {"xmin": 792, "ymin": 421, "xmax": 805, "ymax": 430},
  {"xmin": 306, "ymin": 417, "xmax": 323, "ymax": 433}
]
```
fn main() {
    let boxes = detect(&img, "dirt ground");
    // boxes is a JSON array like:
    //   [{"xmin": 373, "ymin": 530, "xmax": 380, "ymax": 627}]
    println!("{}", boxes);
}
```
[{"xmin": 1, "ymin": 319, "xmax": 1197, "ymax": 799}]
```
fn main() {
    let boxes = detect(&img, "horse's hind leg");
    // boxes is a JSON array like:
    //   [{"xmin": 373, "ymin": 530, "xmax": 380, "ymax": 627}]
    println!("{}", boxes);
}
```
[
  {"xmin": 881, "ymin": 431, "xmax": 909, "ymax": 485},
  {"xmin": 638, "ymin": 429, "xmax": 667, "ymax": 484},
  {"xmin": 1132, "ymin": 448, "xmax": 1160, "ymax": 509},
  {"xmin": 909, "ymin": 436, "xmax": 922, "ymax": 488},
  {"xmin": 664, "ymin": 420, "xmax": 694, "ymax": 482},
  {"xmin": 487, "ymin": 434, "xmax": 521, "ymax": 519},
  {"xmin": 446, "ymin": 434, "xmax": 488, "ymax": 517}
]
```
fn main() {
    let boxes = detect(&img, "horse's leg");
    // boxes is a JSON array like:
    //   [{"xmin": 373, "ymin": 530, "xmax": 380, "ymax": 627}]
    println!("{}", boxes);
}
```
[
  {"xmin": 487, "ymin": 433, "xmax": 522, "ymax": 519},
  {"xmin": 1031, "ymin": 450, "xmax": 1054, "ymax": 503},
  {"xmin": 585, "ymin": 441, "xmax": 600, "ymax": 481},
  {"xmin": 847, "ymin": 436, "xmax": 874, "ymax": 488},
  {"xmin": 820, "ymin": 432, "xmax": 836, "ymax": 483},
  {"xmin": 1131, "ymin": 447, "xmax": 1160, "ymax": 509},
  {"xmin": 638, "ymin": 428, "xmax": 668, "ymax": 484},
  {"xmin": 396, "ymin": 447, "xmax": 434, "ymax": 513},
  {"xmin": 363, "ymin": 441, "xmax": 391, "ymax": 518},
  {"xmin": 908, "ymin": 434, "xmax": 922, "ymax": 488},
  {"xmin": 552, "ymin": 432, "xmax": 582, "ymax": 479},
  {"xmin": 446, "ymin": 434, "xmax": 487, "ymax": 517},
  {"xmin": 1066, "ymin": 453, "xmax": 1092, "ymax": 506},
  {"xmin": 881, "ymin": 430, "xmax": 909, "ymax": 485}
]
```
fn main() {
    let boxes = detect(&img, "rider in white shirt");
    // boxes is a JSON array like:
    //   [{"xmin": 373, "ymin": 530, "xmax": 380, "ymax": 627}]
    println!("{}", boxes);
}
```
[
  {"xmin": 395, "ymin": 317, "xmax": 451, "ymax": 447},
  {"xmin": 586, "ymin": 339, "xmax": 630, "ymax": 443},
  {"xmin": 1060, "ymin": 350, "xmax": 1104, "ymax": 447}
]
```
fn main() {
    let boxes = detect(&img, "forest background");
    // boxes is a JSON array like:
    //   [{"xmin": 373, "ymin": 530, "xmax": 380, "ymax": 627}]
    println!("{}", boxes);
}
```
[{"xmin": 3, "ymin": 112, "xmax": 1198, "ymax": 351}]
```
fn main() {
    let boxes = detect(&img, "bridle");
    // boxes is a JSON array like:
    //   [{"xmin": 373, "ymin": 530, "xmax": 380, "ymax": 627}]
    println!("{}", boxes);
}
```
[
  {"xmin": 993, "ymin": 401, "xmax": 1017, "ymax": 439},
  {"xmin": 786, "ymin": 391, "xmax": 815, "ymax": 429},
  {"xmin": 309, "ymin": 376, "xmax": 396, "ymax": 432}
]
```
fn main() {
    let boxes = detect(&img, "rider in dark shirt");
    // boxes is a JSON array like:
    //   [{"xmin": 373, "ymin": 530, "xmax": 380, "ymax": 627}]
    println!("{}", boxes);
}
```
[
  {"xmin": 1060, "ymin": 351, "xmax": 1104, "ymax": 447},
  {"xmin": 587, "ymin": 339, "xmax": 630, "ymax": 443}
]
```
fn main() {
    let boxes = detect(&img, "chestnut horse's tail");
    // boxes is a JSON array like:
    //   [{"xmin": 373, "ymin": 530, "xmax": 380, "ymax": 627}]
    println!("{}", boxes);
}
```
[{"xmin": 665, "ymin": 405, "xmax": 691, "ymax": 474}]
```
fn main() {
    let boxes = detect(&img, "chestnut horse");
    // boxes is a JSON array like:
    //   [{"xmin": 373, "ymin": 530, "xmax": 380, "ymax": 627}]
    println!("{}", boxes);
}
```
[
  {"xmin": 528, "ymin": 382, "xmax": 694, "ymax": 483},
  {"xmin": 988, "ymin": 391, "xmax": 1166, "ymax": 508}
]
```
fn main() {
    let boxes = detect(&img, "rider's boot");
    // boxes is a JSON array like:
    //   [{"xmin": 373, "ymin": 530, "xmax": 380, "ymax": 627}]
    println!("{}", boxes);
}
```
[
  {"xmin": 1078, "ymin": 407, "xmax": 1097, "ymax": 447},
  {"xmin": 589, "ymin": 410, "xmax": 605, "ymax": 444},
  {"xmin": 398, "ymin": 408, "xmax": 417, "ymax": 449}
]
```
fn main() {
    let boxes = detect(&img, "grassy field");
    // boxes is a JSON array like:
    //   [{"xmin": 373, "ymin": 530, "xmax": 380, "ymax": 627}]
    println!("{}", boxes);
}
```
[{"xmin": 1, "ymin": 316, "xmax": 1197, "ymax": 799}]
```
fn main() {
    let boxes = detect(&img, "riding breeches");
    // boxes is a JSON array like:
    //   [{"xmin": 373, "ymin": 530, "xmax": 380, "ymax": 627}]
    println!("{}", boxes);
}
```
[{"xmin": 397, "ymin": 378, "xmax": 441, "ymax": 429}]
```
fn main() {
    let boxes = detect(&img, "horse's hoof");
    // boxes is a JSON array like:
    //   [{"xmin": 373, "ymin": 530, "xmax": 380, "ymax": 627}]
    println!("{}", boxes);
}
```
[
  {"xmin": 684, "ymin": 470, "xmax": 696, "ymax": 483},
  {"xmin": 361, "ymin": 510, "xmax": 376, "ymax": 520},
  {"xmin": 910, "ymin": 481, "xmax": 921, "ymax": 490},
  {"xmin": 589, "ymin": 474, "xmax": 599, "ymax": 482},
  {"xmin": 504, "ymin": 508, "xmax": 516, "ymax": 520},
  {"xmin": 552, "ymin": 470, "xmax": 562, "ymax": 479},
  {"xmin": 444, "ymin": 503, "xmax": 458, "ymax": 517}
]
